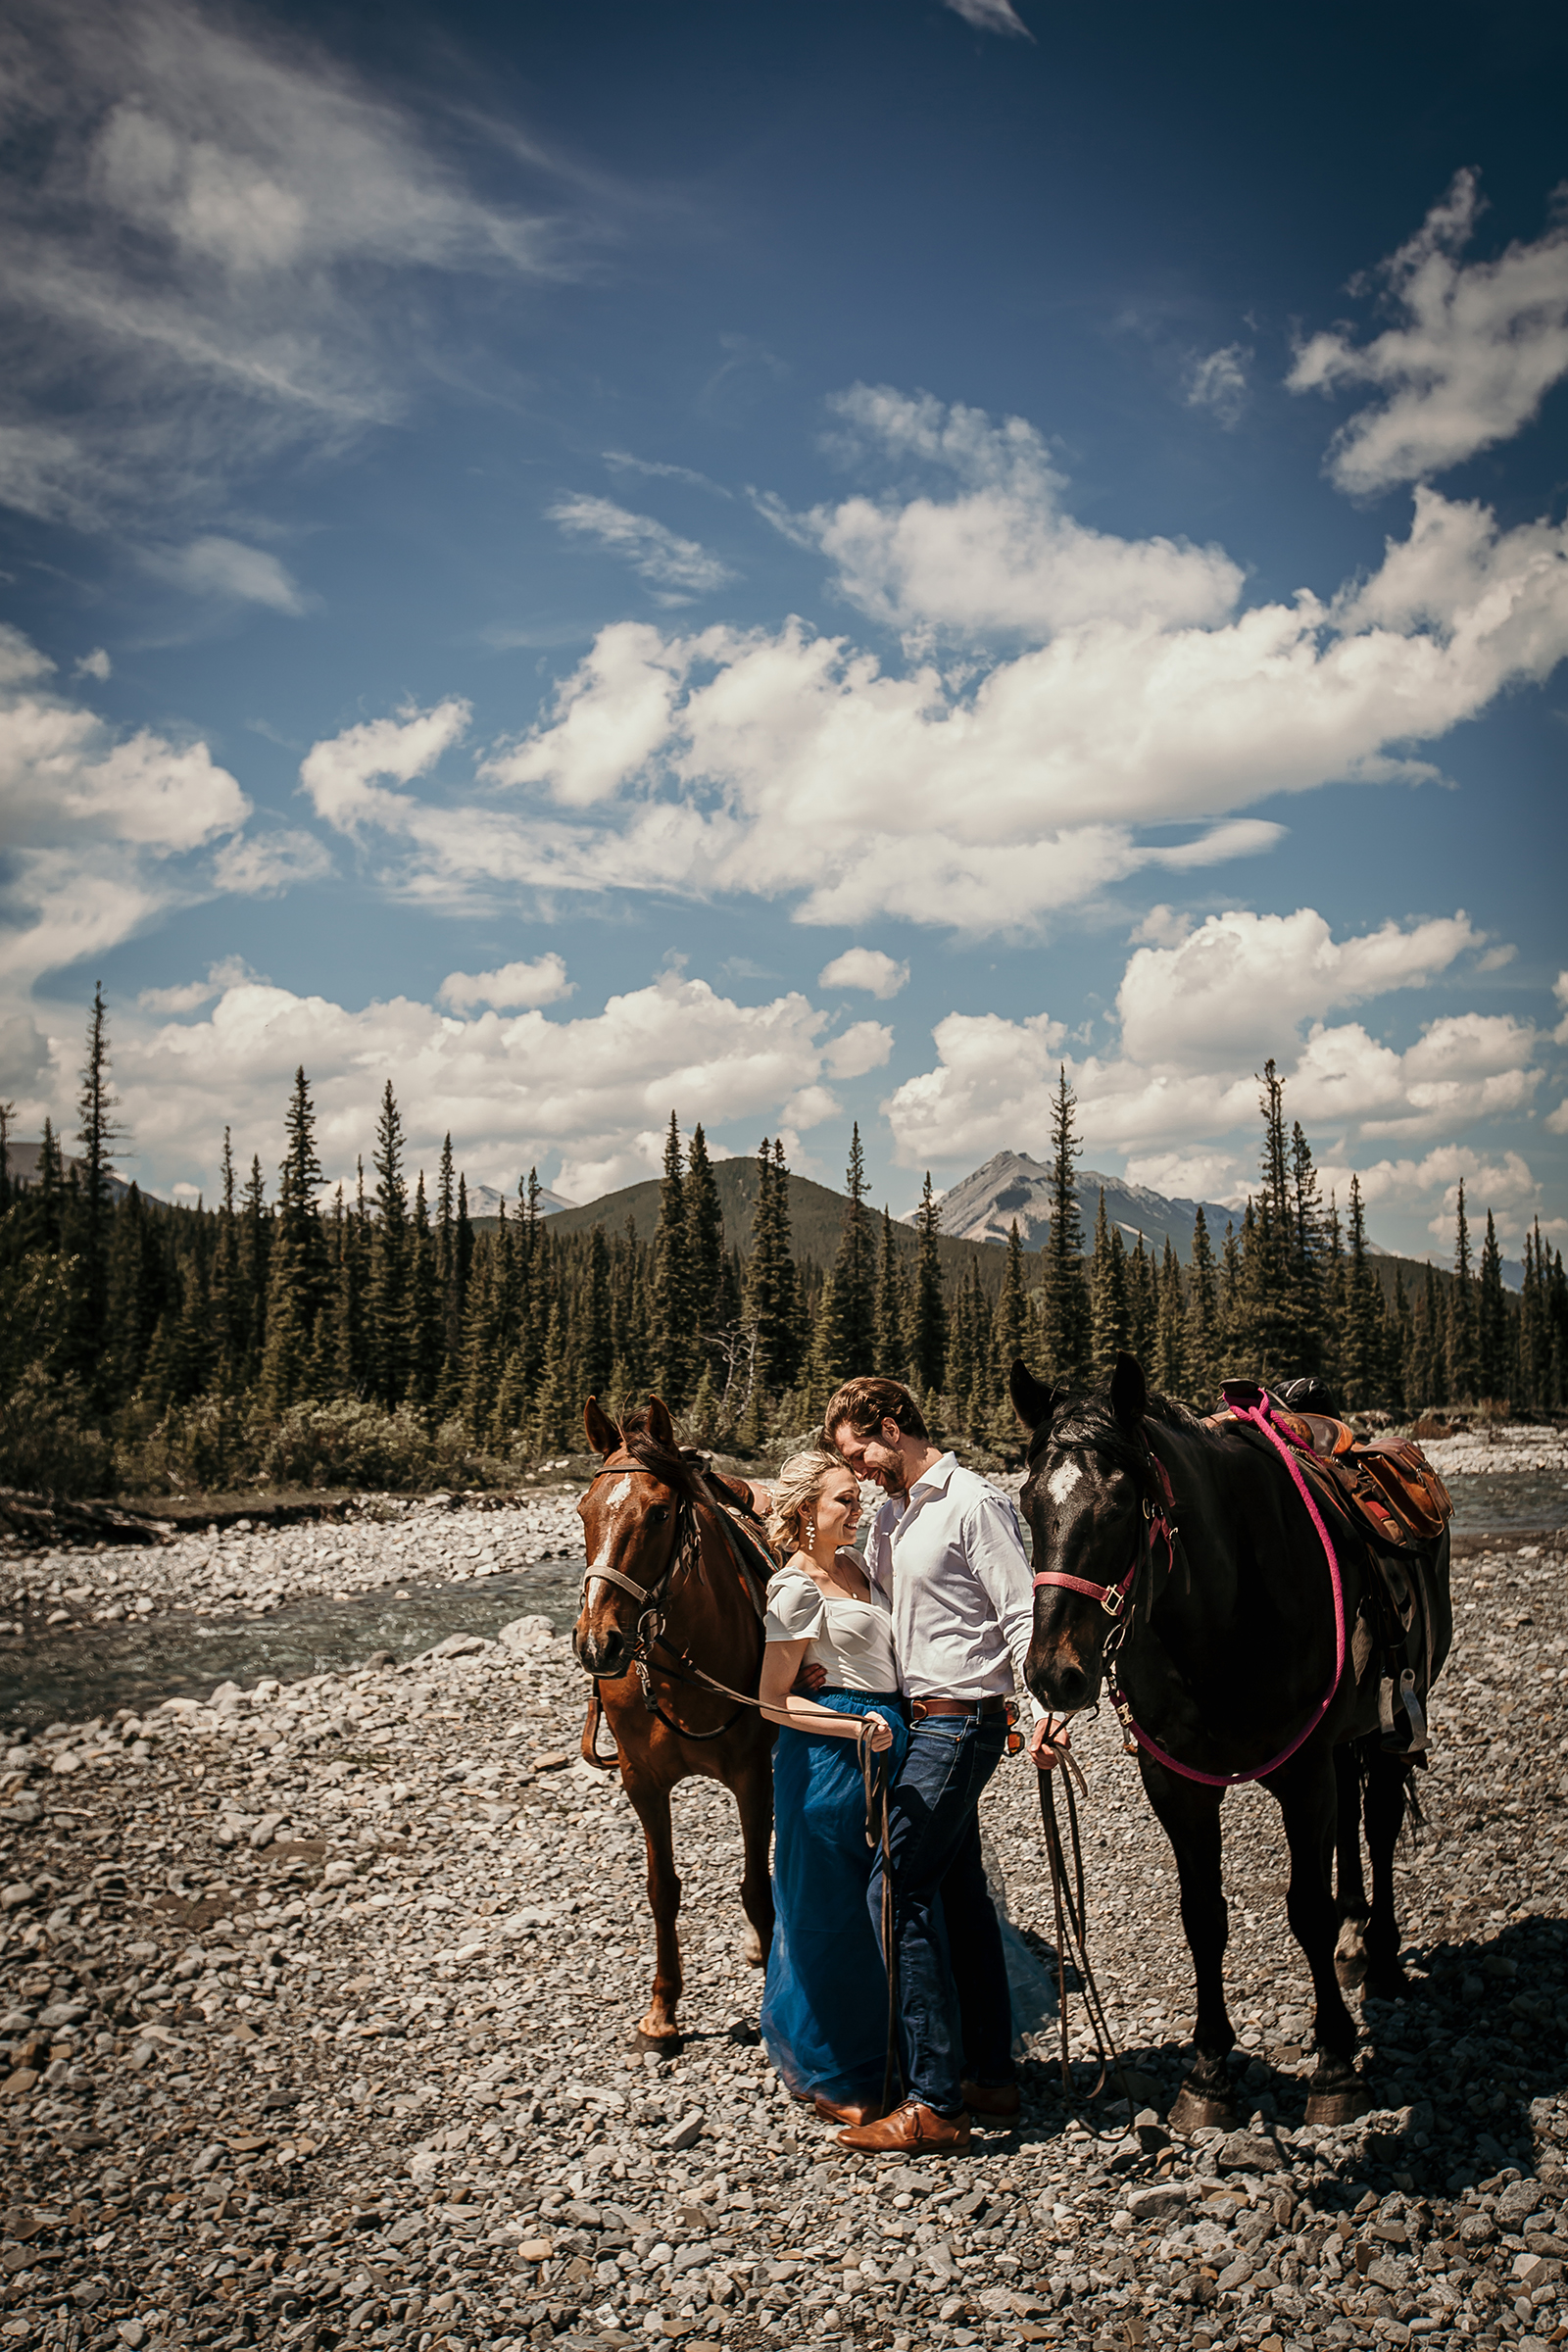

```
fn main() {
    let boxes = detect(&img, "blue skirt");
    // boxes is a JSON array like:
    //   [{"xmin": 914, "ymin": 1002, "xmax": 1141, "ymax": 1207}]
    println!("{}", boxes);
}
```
[{"xmin": 760, "ymin": 1690, "xmax": 910, "ymax": 2107}]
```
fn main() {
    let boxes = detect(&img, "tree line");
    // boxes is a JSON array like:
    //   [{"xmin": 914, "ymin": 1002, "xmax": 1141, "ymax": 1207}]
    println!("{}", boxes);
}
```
[{"xmin": 1, "ymin": 993, "xmax": 1561, "ymax": 1497}]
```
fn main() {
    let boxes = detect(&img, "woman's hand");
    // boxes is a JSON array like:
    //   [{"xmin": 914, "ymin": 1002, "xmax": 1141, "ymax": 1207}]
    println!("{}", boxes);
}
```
[{"xmin": 863, "ymin": 1710, "xmax": 894, "ymax": 1753}]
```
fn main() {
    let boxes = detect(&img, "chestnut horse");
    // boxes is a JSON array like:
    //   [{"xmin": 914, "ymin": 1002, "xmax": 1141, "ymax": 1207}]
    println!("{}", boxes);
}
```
[
  {"xmin": 1012, "ymin": 1350, "xmax": 1450, "ymax": 2130},
  {"xmin": 572, "ymin": 1396, "xmax": 776, "ymax": 2050}
]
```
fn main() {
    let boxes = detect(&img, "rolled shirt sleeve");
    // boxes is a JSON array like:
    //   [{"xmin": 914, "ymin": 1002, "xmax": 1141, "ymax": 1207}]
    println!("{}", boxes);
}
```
[{"xmin": 963, "ymin": 1489, "xmax": 1045, "ymax": 1720}]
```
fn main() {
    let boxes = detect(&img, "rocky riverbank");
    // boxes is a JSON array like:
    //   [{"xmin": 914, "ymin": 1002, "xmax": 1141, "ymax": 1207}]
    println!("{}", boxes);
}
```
[
  {"xmin": 0, "ymin": 1524, "xmax": 1565, "ymax": 2352},
  {"xmin": 0, "ymin": 1489, "xmax": 586, "ymax": 1639}
]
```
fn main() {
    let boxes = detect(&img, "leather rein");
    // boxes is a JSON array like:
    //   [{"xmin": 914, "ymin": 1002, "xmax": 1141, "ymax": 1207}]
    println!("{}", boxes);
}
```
[{"xmin": 1030, "ymin": 1403, "xmax": 1348, "ymax": 1788}]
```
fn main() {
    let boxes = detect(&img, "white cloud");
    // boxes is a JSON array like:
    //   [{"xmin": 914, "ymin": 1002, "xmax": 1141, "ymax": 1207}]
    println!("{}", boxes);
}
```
[
  {"xmin": 881, "ymin": 906, "xmax": 1546, "ymax": 1188},
  {"xmin": 0, "ymin": 0, "xmax": 577, "ymax": 527},
  {"xmin": 1553, "ymin": 969, "xmax": 1568, "ymax": 1044},
  {"xmin": 0, "ymin": 620, "xmax": 249, "ymax": 987},
  {"xmin": 549, "ymin": 495, "xmax": 736, "ymax": 603},
  {"xmin": 473, "ymin": 475, "xmax": 1568, "ymax": 933},
  {"xmin": 781, "ymin": 1084, "xmax": 840, "ymax": 1130},
  {"xmin": 823, "ymin": 1020, "xmax": 895, "ymax": 1080},
  {"xmin": 1184, "ymin": 344, "xmax": 1251, "ymax": 428},
  {"xmin": 1547, "ymin": 1100, "xmax": 1568, "ymax": 1136},
  {"xmin": 299, "ymin": 700, "xmax": 471, "ymax": 832},
  {"xmin": 817, "ymin": 947, "xmax": 909, "ymax": 999},
  {"xmin": 437, "ymin": 954, "xmax": 572, "ymax": 1011},
  {"xmin": 1115, "ymin": 906, "xmax": 1487, "ymax": 1068},
  {"xmin": 1122, "ymin": 1150, "xmax": 1249, "ymax": 1205},
  {"xmin": 774, "ymin": 384, "xmax": 1243, "ymax": 644},
  {"xmin": 74, "ymin": 647, "xmax": 111, "ymax": 680},
  {"xmin": 1289, "ymin": 171, "xmax": 1568, "ymax": 495},
  {"xmin": 144, "ymin": 535, "xmax": 312, "ymax": 613},
  {"xmin": 83, "ymin": 968, "xmax": 852, "ymax": 1203},
  {"xmin": 210, "ymin": 827, "xmax": 333, "ymax": 894},
  {"xmin": 942, "ymin": 0, "xmax": 1033, "ymax": 35}
]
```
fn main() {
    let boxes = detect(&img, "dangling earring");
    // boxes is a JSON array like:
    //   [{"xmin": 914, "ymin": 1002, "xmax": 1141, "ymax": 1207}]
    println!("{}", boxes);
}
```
[{"xmin": 805, "ymin": 1519, "xmax": 816, "ymax": 1548}]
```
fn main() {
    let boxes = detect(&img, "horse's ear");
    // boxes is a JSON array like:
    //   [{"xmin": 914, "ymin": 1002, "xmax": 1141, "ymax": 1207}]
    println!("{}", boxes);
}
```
[
  {"xmin": 1009, "ymin": 1358, "xmax": 1055, "ymax": 1435},
  {"xmin": 584, "ymin": 1396, "xmax": 620, "ymax": 1458},
  {"xmin": 1110, "ymin": 1350, "xmax": 1148, "ymax": 1432},
  {"xmin": 645, "ymin": 1395, "xmax": 676, "ymax": 1449}
]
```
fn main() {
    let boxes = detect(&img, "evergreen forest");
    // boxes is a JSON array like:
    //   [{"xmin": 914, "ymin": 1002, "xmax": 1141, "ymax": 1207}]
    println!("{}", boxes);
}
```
[{"xmin": 1, "ymin": 996, "xmax": 1563, "ymax": 1499}]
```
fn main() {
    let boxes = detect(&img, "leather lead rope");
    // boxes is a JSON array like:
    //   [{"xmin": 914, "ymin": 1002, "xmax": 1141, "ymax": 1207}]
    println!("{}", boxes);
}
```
[
  {"xmin": 1037, "ymin": 1740, "xmax": 1141, "ymax": 2139},
  {"xmin": 855, "ymin": 1713, "xmax": 905, "ymax": 2116}
]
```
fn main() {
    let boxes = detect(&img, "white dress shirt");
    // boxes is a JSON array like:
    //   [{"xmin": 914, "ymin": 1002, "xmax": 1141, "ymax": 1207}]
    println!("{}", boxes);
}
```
[{"xmin": 863, "ymin": 1452, "xmax": 1040, "ymax": 1711}]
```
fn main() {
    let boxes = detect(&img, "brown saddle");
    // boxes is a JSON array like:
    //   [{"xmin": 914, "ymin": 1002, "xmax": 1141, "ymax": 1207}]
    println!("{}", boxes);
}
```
[{"xmin": 1210, "ymin": 1385, "xmax": 1454, "ymax": 1756}]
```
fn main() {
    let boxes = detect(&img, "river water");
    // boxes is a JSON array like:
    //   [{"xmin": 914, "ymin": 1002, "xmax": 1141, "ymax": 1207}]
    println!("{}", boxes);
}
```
[{"xmin": 2, "ymin": 1465, "xmax": 1563, "ymax": 1734}]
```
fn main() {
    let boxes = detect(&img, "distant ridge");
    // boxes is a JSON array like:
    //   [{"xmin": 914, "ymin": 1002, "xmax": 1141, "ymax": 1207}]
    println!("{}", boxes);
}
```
[
  {"xmin": 466, "ymin": 1180, "xmax": 574, "ymax": 1219},
  {"xmin": 925, "ymin": 1150, "xmax": 1240, "ymax": 1265}
]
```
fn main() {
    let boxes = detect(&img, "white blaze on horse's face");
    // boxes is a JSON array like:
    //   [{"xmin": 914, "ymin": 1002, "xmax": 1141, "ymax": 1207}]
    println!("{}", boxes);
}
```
[
  {"xmin": 585, "ymin": 1473, "xmax": 634, "ymax": 1592},
  {"xmin": 1047, "ymin": 1456, "xmax": 1085, "ymax": 1508}
]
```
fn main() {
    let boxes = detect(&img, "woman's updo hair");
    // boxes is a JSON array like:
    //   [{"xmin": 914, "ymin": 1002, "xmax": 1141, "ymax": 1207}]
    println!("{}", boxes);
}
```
[{"xmin": 765, "ymin": 1446, "xmax": 843, "ymax": 1559}]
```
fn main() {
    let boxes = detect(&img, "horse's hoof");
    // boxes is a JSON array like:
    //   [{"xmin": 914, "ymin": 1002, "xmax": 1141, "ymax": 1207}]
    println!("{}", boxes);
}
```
[
  {"xmin": 740, "ymin": 1925, "xmax": 764, "ymax": 1968},
  {"xmin": 1168, "ymin": 2083, "xmax": 1237, "ymax": 2134},
  {"xmin": 1304, "ymin": 2078, "xmax": 1372, "ymax": 2127},
  {"xmin": 630, "ymin": 2028, "xmax": 682, "ymax": 2057}
]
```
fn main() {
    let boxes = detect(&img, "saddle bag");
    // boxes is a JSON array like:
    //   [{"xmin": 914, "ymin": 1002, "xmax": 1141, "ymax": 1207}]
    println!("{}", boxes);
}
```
[{"xmin": 1345, "ymin": 1437, "xmax": 1452, "ymax": 1544}]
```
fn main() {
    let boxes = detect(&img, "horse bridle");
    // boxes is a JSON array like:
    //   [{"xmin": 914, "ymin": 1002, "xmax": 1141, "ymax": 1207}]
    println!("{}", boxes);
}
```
[
  {"xmin": 1029, "ymin": 1437, "xmax": 1182, "ymax": 1752},
  {"xmin": 578, "ymin": 1462, "xmax": 693, "ymax": 1676}
]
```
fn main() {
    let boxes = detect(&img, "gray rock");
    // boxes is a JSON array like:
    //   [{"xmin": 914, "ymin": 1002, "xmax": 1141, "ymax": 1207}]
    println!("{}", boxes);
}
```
[{"xmin": 1216, "ymin": 2129, "xmax": 1286, "ymax": 2172}]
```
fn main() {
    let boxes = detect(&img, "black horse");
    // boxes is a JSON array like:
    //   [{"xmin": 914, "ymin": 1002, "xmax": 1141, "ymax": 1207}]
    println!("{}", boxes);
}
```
[{"xmin": 1011, "ymin": 1349, "xmax": 1451, "ymax": 2129}]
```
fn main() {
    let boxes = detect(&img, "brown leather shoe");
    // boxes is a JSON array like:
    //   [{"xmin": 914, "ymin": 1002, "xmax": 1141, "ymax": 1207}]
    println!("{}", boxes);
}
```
[
  {"xmin": 960, "ymin": 2077, "xmax": 1021, "ymax": 2120},
  {"xmin": 836, "ymin": 2098, "xmax": 971, "ymax": 2154},
  {"xmin": 813, "ymin": 2094, "xmax": 885, "ymax": 2128}
]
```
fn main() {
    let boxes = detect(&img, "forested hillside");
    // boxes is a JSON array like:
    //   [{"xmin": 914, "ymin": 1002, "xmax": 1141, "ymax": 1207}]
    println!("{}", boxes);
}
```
[{"xmin": 1, "ymin": 998, "xmax": 1562, "ymax": 1498}]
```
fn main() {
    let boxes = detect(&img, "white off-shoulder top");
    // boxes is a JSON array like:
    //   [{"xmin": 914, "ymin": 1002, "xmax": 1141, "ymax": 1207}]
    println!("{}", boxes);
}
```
[{"xmin": 763, "ymin": 1556, "xmax": 899, "ymax": 1693}]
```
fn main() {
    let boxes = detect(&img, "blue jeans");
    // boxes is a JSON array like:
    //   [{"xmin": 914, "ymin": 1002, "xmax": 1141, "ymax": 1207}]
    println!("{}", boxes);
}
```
[{"xmin": 866, "ymin": 1711, "xmax": 1011, "ymax": 2116}]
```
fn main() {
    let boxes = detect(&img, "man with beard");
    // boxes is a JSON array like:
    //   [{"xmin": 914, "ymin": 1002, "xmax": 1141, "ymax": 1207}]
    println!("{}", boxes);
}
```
[{"xmin": 822, "ymin": 1374, "xmax": 1067, "ymax": 2154}]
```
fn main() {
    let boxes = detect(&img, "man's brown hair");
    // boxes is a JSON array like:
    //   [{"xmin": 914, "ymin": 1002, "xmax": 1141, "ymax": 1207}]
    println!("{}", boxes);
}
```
[{"xmin": 823, "ymin": 1374, "xmax": 929, "ymax": 1446}]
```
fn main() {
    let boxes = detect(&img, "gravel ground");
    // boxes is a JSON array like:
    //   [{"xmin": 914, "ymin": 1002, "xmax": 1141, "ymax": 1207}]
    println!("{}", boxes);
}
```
[
  {"xmin": 1, "ymin": 1511, "xmax": 1566, "ymax": 2352},
  {"xmin": 0, "ymin": 1492, "xmax": 587, "ymax": 1638}
]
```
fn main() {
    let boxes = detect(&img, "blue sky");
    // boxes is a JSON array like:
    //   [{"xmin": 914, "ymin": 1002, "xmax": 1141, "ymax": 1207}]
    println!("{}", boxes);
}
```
[{"xmin": 1, "ymin": 0, "xmax": 1564, "ymax": 1255}]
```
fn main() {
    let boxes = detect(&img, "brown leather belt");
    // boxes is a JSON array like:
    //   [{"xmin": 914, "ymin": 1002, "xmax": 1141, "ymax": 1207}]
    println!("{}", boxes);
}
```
[{"xmin": 910, "ymin": 1695, "xmax": 1010, "ymax": 1719}]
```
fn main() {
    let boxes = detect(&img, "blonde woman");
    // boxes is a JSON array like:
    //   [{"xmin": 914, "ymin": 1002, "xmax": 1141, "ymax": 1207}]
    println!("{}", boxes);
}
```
[{"xmin": 757, "ymin": 1447, "xmax": 907, "ymax": 2129}]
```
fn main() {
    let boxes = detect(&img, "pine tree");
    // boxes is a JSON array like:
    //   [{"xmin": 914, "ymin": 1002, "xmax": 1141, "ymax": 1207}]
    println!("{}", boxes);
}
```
[
  {"xmin": 651, "ymin": 1111, "xmax": 690, "ymax": 1406},
  {"xmin": 1038, "ymin": 1066, "xmax": 1091, "ymax": 1385},
  {"xmin": 72, "ymin": 980, "xmax": 123, "ymax": 1399},
  {"xmin": 368, "ymin": 1082, "xmax": 411, "ymax": 1407},
  {"xmin": 237, "ymin": 1154, "xmax": 270, "ymax": 1378},
  {"xmin": 742, "ymin": 1137, "xmax": 803, "ymax": 1403},
  {"xmin": 1446, "ymin": 1180, "xmax": 1478, "ymax": 1404},
  {"xmin": 1249, "ymin": 1058, "xmax": 1297, "ymax": 1377},
  {"xmin": 581, "ymin": 1223, "xmax": 613, "ymax": 1403},
  {"xmin": 874, "ymin": 1207, "xmax": 909, "ymax": 1379},
  {"xmin": 259, "ymin": 1067, "xmax": 330, "ymax": 1411},
  {"xmin": 1339, "ymin": 1175, "xmax": 1382, "ymax": 1411},
  {"xmin": 1474, "ymin": 1209, "xmax": 1507, "ymax": 1402},
  {"xmin": 1184, "ymin": 1206, "xmax": 1219, "ymax": 1406},
  {"xmin": 805, "ymin": 1272, "xmax": 843, "ymax": 1422},
  {"xmin": 828, "ymin": 1123, "xmax": 876, "ymax": 1377},
  {"xmin": 209, "ymin": 1130, "xmax": 242, "ymax": 1391},
  {"xmin": 1089, "ymin": 1192, "xmax": 1130, "ymax": 1381},
  {"xmin": 1288, "ymin": 1120, "xmax": 1326, "ymax": 1377},
  {"xmin": 1385, "ymin": 1264, "xmax": 1409, "ymax": 1414},
  {"xmin": 909, "ymin": 1172, "xmax": 948, "ymax": 1394},
  {"xmin": 1127, "ymin": 1233, "xmax": 1155, "ymax": 1363},
  {"xmin": 683, "ymin": 1123, "xmax": 724, "ymax": 1360},
  {"xmin": 407, "ymin": 1173, "xmax": 445, "ymax": 1412},
  {"xmin": 1153, "ymin": 1236, "xmax": 1185, "ymax": 1397},
  {"xmin": 994, "ymin": 1220, "xmax": 1030, "ymax": 1381},
  {"xmin": 1218, "ymin": 1215, "xmax": 1244, "ymax": 1372}
]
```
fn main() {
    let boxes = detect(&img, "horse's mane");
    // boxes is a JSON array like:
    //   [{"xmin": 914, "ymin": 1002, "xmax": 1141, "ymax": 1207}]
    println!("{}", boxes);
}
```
[
  {"xmin": 612, "ymin": 1407, "xmax": 761, "ymax": 1520},
  {"xmin": 1034, "ymin": 1384, "xmax": 1201, "ymax": 1481}
]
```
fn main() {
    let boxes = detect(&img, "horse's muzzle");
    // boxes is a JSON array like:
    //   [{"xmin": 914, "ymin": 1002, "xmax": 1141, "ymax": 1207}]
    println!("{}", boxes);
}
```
[
  {"xmin": 574, "ymin": 1622, "xmax": 633, "ymax": 1680},
  {"xmin": 1026, "ymin": 1642, "xmax": 1102, "ymax": 1716}
]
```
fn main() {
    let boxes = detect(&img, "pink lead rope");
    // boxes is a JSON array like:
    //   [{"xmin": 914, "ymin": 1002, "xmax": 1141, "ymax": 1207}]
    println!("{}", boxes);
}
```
[{"xmin": 1035, "ymin": 1399, "xmax": 1348, "ymax": 1789}]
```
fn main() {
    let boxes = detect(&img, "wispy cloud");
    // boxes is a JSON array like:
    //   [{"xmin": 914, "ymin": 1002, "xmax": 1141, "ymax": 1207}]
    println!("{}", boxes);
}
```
[
  {"xmin": 0, "ymin": 0, "xmax": 584, "ymax": 530},
  {"xmin": 942, "ymin": 0, "xmax": 1034, "ymax": 36},
  {"xmin": 437, "ymin": 954, "xmax": 573, "ymax": 1011},
  {"xmin": 603, "ymin": 450, "xmax": 733, "ymax": 499},
  {"xmin": 142, "ymin": 535, "xmax": 313, "ymax": 613},
  {"xmin": 548, "ymin": 494, "xmax": 737, "ymax": 603},
  {"xmin": 1289, "ymin": 170, "xmax": 1568, "ymax": 495},
  {"xmin": 1184, "ymin": 343, "xmax": 1252, "ymax": 427}
]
